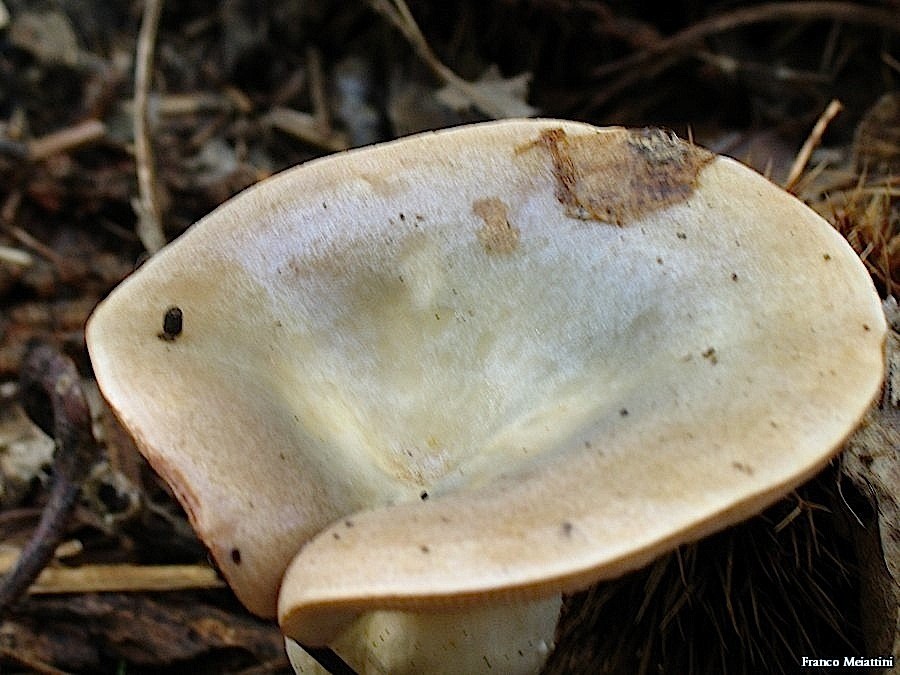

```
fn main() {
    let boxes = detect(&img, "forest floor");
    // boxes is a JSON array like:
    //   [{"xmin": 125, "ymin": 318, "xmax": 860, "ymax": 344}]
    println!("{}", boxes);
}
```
[{"xmin": 0, "ymin": 1, "xmax": 897, "ymax": 673}]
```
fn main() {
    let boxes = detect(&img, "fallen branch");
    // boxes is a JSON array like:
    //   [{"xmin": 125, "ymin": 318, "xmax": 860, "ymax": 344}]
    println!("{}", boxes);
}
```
[{"xmin": 0, "ymin": 343, "xmax": 100, "ymax": 612}]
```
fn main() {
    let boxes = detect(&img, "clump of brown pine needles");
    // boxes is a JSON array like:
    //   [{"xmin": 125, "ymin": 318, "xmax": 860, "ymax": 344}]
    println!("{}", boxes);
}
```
[
  {"xmin": 802, "ymin": 93, "xmax": 900, "ymax": 298},
  {"xmin": 547, "ymin": 479, "xmax": 864, "ymax": 675}
]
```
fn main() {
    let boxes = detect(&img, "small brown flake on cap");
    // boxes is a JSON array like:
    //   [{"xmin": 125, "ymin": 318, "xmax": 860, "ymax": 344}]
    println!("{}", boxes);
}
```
[
  {"xmin": 528, "ymin": 127, "xmax": 714, "ymax": 225},
  {"xmin": 473, "ymin": 197, "xmax": 519, "ymax": 254}
]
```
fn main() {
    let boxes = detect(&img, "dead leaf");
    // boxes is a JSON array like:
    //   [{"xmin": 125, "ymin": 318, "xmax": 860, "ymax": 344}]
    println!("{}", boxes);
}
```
[{"xmin": 436, "ymin": 65, "xmax": 538, "ymax": 118}]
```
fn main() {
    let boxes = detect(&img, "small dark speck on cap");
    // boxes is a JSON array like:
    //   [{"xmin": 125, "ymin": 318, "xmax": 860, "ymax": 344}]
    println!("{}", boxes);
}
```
[
  {"xmin": 731, "ymin": 461, "xmax": 755, "ymax": 475},
  {"xmin": 158, "ymin": 306, "xmax": 183, "ymax": 341},
  {"xmin": 231, "ymin": 548, "xmax": 242, "ymax": 564}
]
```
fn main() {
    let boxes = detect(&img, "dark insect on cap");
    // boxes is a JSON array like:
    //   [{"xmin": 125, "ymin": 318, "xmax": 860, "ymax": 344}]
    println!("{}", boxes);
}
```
[{"xmin": 160, "ymin": 306, "xmax": 183, "ymax": 341}]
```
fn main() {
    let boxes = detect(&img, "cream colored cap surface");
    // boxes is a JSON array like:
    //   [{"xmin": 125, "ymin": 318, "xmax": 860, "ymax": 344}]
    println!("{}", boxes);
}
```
[{"xmin": 86, "ymin": 120, "xmax": 886, "ymax": 639}]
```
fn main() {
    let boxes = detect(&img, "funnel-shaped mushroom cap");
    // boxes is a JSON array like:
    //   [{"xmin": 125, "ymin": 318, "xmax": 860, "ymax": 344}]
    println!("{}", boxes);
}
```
[{"xmin": 87, "ymin": 120, "xmax": 885, "ymax": 635}]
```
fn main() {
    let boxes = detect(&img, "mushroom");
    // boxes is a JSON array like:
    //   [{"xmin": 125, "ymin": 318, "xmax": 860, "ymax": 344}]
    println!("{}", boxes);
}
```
[{"xmin": 86, "ymin": 119, "xmax": 886, "ymax": 674}]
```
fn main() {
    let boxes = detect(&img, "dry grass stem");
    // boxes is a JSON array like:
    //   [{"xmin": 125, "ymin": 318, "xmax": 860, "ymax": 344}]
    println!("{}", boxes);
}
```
[
  {"xmin": 307, "ymin": 46, "xmax": 332, "ymax": 132},
  {"xmin": 132, "ymin": 0, "xmax": 166, "ymax": 254},
  {"xmin": 6, "ymin": 226, "xmax": 70, "ymax": 272},
  {"xmin": 26, "ymin": 119, "xmax": 106, "ymax": 162},
  {"xmin": 367, "ymin": 0, "xmax": 513, "ymax": 119},
  {"xmin": 263, "ymin": 107, "xmax": 349, "ymax": 152},
  {"xmin": 590, "ymin": 2, "xmax": 900, "ymax": 111},
  {"xmin": 593, "ymin": 2, "xmax": 900, "ymax": 79},
  {"xmin": 0, "ymin": 244, "xmax": 33, "ymax": 267},
  {"xmin": 24, "ymin": 564, "xmax": 225, "ymax": 594},
  {"xmin": 785, "ymin": 99, "xmax": 843, "ymax": 192},
  {"xmin": 0, "ymin": 647, "xmax": 69, "ymax": 675},
  {"xmin": 0, "ymin": 543, "xmax": 224, "ymax": 594}
]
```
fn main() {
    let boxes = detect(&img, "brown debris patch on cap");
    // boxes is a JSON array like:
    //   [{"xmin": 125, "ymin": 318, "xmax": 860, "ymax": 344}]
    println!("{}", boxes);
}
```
[
  {"xmin": 529, "ymin": 127, "xmax": 714, "ymax": 225},
  {"xmin": 473, "ymin": 197, "xmax": 519, "ymax": 254}
]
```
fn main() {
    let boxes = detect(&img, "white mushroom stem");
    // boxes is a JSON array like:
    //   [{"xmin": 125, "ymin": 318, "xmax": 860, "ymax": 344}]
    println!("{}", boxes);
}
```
[{"xmin": 285, "ymin": 596, "xmax": 563, "ymax": 675}]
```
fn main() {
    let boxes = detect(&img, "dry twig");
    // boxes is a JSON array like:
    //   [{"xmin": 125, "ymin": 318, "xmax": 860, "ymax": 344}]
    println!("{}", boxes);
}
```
[
  {"xmin": 593, "ymin": 2, "xmax": 900, "ymax": 79},
  {"xmin": 0, "ymin": 646, "xmax": 70, "ymax": 675},
  {"xmin": 784, "ymin": 98, "xmax": 843, "ymax": 192},
  {"xmin": 0, "ymin": 244, "xmax": 32, "ymax": 267},
  {"xmin": 366, "ymin": 0, "xmax": 513, "ymax": 119},
  {"xmin": 5, "ymin": 225, "xmax": 80, "ymax": 278},
  {"xmin": 0, "ymin": 343, "xmax": 100, "ymax": 611},
  {"xmin": 7, "ymin": 563, "xmax": 225, "ymax": 594},
  {"xmin": 26, "ymin": 119, "xmax": 106, "ymax": 162},
  {"xmin": 132, "ymin": 0, "xmax": 166, "ymax": 253},
  {"xmin": 590, "ymin": 2, "xmax": 900, "ymax": 108}
]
